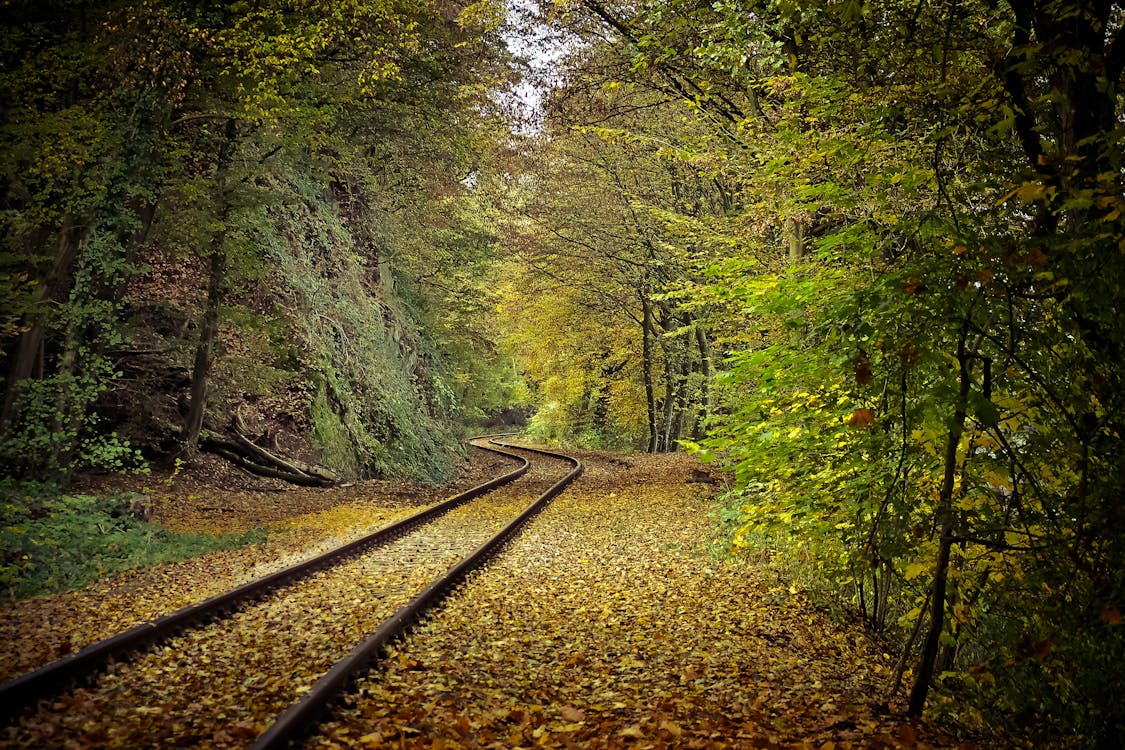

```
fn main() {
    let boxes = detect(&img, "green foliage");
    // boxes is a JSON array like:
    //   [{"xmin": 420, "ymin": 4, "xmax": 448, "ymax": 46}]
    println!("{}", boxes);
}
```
[
  {"xmin": 0, "ymin": 481, "xmax": 262, "ymax": 600},
  {"xmin": 2, "ymin": 0, "xmax": 516, "ymax": 485},
  {"xmin": 0, "ymin": 373, "xmax": 147, "ymax": 479},
  {"xmin": 534, "ymin": 0, "xmax": 1125, "ymax": 743},
  {"xmin": 229, "ymin": 144, "xmax": 503, "ymax": 482},
  {"xmin": 0, "ymin": 224, "xmax": 148, "ymax": 480},
  {"xmin": 495, "ymin": 84, "xmax": 720, "ymax": 451}
]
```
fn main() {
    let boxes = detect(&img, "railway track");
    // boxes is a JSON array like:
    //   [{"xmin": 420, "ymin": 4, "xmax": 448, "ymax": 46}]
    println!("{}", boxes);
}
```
[{"xmin": 0, "ymin": 437, "xmax": 582, "ymax": 749}]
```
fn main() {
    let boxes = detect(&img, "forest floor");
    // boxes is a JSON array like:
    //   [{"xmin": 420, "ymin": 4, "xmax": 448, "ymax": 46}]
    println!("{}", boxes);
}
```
[{"xmin": 0, "ymin": 446, "xmax": 998, "ymax": 749}]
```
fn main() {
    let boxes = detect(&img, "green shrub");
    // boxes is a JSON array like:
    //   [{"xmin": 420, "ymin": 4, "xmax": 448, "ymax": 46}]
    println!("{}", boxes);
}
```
[{"xmin": 0, "ymin": 481, "xmax": 263, "ymax": 600}]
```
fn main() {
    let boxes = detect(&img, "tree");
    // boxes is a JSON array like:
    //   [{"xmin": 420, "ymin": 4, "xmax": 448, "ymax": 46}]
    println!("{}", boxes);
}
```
[
  {"xmin": 1, "ymin": 0, "xmax": 518, "ymax": 481},
  {"xmin": 0, "ymin": 1, "xmax": 171, "ymax": 477},
  {"xmin": 523, "ymin": 0, "xmax": 1125, "ymax": 740},
  {"xmin": 495, "ymin": 31, "xmax": 733, "ymax": 450}
]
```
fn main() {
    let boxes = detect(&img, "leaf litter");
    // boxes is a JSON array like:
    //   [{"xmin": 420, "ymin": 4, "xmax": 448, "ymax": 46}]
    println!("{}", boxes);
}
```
[
  {"xmin": 0, "ymin": 447, "xmax": 516, "ymax": 682},
  {"xmin": 1, "ymin": 453, "xmax": 563, "ymax": 748},
  {"xmin": 307, "ymin": 450, "xmax": 991, "ymax": 750},
  {"xmin": 0, "ymin": 448, "xmax": 997, "ymax": 748}
]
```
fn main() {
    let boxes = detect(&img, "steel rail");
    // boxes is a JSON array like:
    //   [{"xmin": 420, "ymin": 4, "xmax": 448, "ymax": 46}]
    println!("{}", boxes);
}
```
[
  {"xmin": 0, "ymin": 438, "xmax": 530, "ymax": 718},
  {"xmin": 251, "ymin": 439, "xmax": 583, "ymax": 750}
]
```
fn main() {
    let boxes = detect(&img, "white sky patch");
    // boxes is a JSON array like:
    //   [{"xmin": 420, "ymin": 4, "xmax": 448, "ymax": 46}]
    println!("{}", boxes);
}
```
[{"xmin": 501, "ymin": 0, "xmax": 578, "ymax": 135}]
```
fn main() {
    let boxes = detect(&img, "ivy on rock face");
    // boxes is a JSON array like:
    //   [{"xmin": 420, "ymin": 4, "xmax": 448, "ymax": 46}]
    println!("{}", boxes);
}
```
[{"xmin": 0, "ymin": 0, "xmax": 519, "ymax": 483}]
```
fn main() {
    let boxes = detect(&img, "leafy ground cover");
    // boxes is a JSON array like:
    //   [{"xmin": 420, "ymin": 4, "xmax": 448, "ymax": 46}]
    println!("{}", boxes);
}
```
[
  {"xmin": 4, "ymin": 482, "xmax": 553, "ymax": 748},
  {"xmin": 0, "ymin": 447, "xmax": 515, "ymax": 682},
  {"xmin": 0, "ymin": 482, "xmax": 262, "ymax": 601},
  {"xmin": 309, "ymin": 450, "xmax": 999, "ymax": 749},
  {"xmin": 1, "ymin": 447, "xmax": 1009, "ymax": 748}
]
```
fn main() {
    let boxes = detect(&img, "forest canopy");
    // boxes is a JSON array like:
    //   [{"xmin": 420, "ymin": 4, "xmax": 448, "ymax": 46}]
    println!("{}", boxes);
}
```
[{"xmin": 497, "ymin": 0, "xmax": 1125, "ymax": 744}]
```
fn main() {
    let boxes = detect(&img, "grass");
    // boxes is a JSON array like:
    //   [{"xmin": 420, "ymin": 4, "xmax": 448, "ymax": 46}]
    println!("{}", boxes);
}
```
[{"xmin": 0, "ymin": 480, "xmax": 264, "ymax": 600}]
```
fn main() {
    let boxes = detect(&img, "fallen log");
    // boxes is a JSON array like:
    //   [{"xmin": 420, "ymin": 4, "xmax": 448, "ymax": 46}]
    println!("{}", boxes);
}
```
[
  {"xmin": 200, "ymin": 434, "xmax": 337, "ymax": 487},
  {"xmin": 230, "ymin": 422, "xmax": 340, "ymax": 485}
]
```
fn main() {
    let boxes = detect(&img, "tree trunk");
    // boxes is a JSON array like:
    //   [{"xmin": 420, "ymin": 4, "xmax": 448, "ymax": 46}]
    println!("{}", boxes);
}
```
[
  {"xmin": 183, "ymin": 118, "xmax": 237, "ymax": 451},
  {"xmin": 1, "ymin": 220, "xmax": 87, "ymax": 429},
  {"xmin": 670, "ymin": 348, "xmax": 689, "ymax": 450},
  {"xmin": 908, "ymin": 330, "xmax": 971, "ymax": 716},
  {"xmin": 641, "ymin": 292, "xmax": 658, "ymax": 453},
  {"xmin": 183, "ymin": 248, "xmax": 226, "ymax": 449},
  {"xmin": 692, "ymin": 325, "xmax": 711, "ymax": 440},
  {"xmin": 659, "ymin": 342, "xmax": 677, "ymax": 452},
  {"xmin": 785, "ymin": 216, "xmax": 806, "ymax": 264}
]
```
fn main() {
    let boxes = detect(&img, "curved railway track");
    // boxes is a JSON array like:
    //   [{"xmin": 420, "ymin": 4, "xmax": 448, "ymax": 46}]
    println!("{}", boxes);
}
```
[{"xmin": 0, "ymin": 437, "xmax": 582, "ymax": 749}]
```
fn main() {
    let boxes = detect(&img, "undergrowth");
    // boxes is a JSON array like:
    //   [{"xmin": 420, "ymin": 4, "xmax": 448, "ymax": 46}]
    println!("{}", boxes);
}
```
[{"xmin": 0, "ymin": 481, "xmax": 264, "ymax": 600}]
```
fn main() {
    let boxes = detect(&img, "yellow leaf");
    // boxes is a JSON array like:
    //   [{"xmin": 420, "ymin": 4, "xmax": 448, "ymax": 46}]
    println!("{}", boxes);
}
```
[
  {"xmin": 618, "ymin": 724, "xmax": 645, "ymax": 739},
  {"xmin": 358, "ymin": 732, "xmax": 384, "ymax": 747},
  {"xmin": 659, "ymin": 719, "xmax": 683, "ymax": 737},
  {"xmin": 1015, "ymin": 181, "xmax": 1047, "ymax": 201},
  {"xmin": 904, "ymin": 561, "xmax": 929, "ymax": 580}
]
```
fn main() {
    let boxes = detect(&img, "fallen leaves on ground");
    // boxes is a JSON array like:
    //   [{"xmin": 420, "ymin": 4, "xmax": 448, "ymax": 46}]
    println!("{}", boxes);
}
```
[
  {"xmin": 1, "ymin": 447, "xmax": 998, "ymax": 749},
  {"xmin": 1, "ymin": 454, "xmax": 566, "ymax": 749},
  {"xmin": 0, "ymin": 448, "xmax": 517, "ymax": 682},
  {"xmin": 308, "ymin": 451, "xmax": 988, "ymax": 750}
]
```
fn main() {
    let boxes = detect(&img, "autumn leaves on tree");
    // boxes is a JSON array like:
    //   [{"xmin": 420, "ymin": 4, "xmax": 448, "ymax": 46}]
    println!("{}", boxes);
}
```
[{"xmin": 1, "ymin": 1, "xmax": 516, "ymax": 482}]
